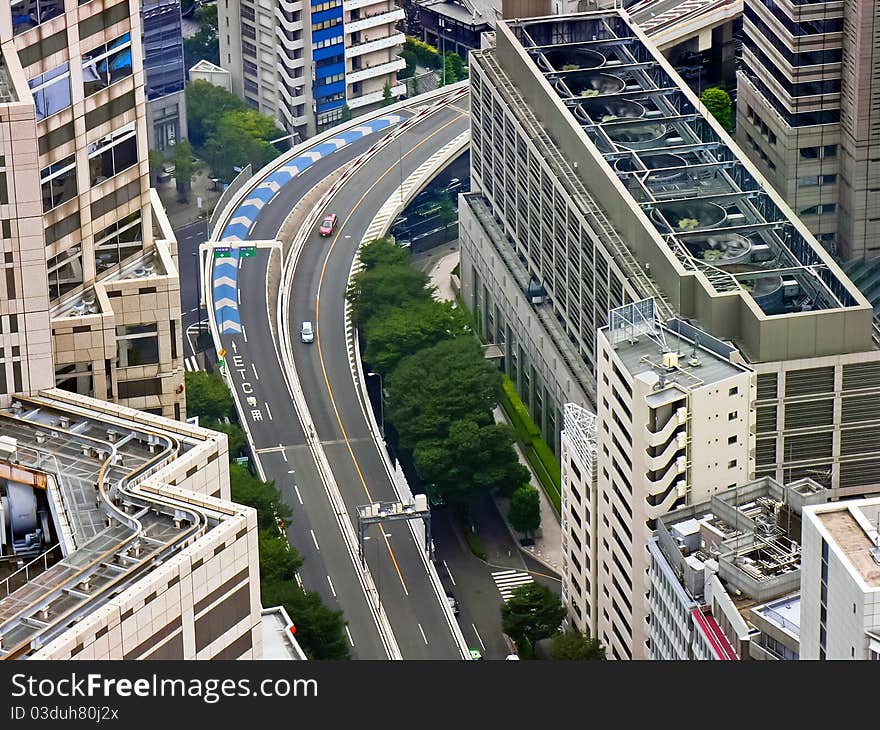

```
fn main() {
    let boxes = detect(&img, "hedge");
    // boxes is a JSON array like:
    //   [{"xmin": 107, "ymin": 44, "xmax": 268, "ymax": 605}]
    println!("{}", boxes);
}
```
[
  {"xmin": 498, "ymin": 375, "xmax": 562, "ymax": 515},
  {"xmin": 404, "ymin": 35, "xmax": 441, "ymax": 69}
]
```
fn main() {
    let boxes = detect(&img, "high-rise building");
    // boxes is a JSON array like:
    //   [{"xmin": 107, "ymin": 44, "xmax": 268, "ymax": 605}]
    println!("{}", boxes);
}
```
[
  {"xmin": 799, "ymin": 496, "xmax": 880, "ymax": 660},
  {"xmin": 2, "ymin": 0, "xmax": 185, "ymax": 419},
  {"xmin": 218, "ymin": 0, "xmax": 406, "ymax": 139},
  {"xmin": 461, "ymin": 9, "xmax": 880, "ymax": 657},
  {"xmin": 736, "ymin": 1, "xmax": 880, "ymax": 261},
  {"xmin": 648, "ymin": 475, "xmax": 828, "ymax": 661},
  {"xmin": 141, "ymin": 0, "xmax": 188, "ymax": 152},
  {"xmin": 560, "ymin": 303, "xmax": 754, "ymax": 658}
]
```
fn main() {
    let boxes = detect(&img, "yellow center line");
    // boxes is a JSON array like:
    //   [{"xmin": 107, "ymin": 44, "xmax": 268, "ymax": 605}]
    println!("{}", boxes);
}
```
[{"xmin": 313, "ymin": 113, "xmax": 465, "ymax": 597}]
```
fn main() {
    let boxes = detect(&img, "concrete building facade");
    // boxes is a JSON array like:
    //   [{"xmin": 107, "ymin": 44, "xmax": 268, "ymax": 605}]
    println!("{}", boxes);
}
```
[
  {"xmin": 736, "ymin": 0, "xmax": 880, "ymax": 261},
  {"xmin": 799, "ymin": 497, "xmax": 880, "ymax": 660},
  {"xmin": 218, "ymin": 0, "xmax": 405, "ymax": 139},
  {"xmin": 1, "ymin": 0, "xmax": 185, "ymax": 420},
  {"xmin": 460, "ymin": 11, "xmax": 880, "ymax": 506}
]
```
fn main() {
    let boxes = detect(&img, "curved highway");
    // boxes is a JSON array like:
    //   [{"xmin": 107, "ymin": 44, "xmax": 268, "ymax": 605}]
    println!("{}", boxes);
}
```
[{"xmin": 208, "ymin": 90, "xmax": 471, "ymax": 659}]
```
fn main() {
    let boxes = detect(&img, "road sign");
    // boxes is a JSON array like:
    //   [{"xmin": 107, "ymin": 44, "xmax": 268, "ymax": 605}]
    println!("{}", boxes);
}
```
[
  {"xmin": 238, "ymin": 245, "xmax": 257, "ymax": 257},
  {"xmin": 234, "ymin": 456, "xmax": 250, "ymax": 467},
  {"xmin": 218, "ymin": 358, "xmax": 225, "ymax": 369},
  {"xmin": 213, "ymin": 246, "xmax": 232, "ymax": 259},
  {"xmin": 218, "ymin": 348, "xmax": 227, "ymax": 358}
]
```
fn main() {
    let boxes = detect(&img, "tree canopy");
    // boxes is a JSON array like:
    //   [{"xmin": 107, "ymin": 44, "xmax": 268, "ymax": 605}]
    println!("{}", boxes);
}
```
[
  {"xmin": 183, "ymin": 4, "xmax": 219, "ymax": 70},
  {"xmin": 346, "ymin": 264, "xmax": 432, "ymax": 327},
  {"xmin": 501, "ymin": 583, "xmax": 566, "ymax": 658},
  {"xmin": 386, "ymin": 337, "xmax": 500, "ymax": 448},
  {"xmin": 229, "ymin": 463, "xmax": 292, "ymax": 531},
  {"xmin": 258, "ymin": 530, "xmax": 303, "ymax": 584},
  {"xmin": 186, "ymin": 80, "xmax": 247, "ymax": 148},
  {"xmin": 261, "ymin": 580, "xmax": 350, "ymax": 660},
  {"xmin": 358, "ymin": 237, "xmax": 411, "ymax": 270},
  {"xmin": 185, "ymin": 370, "xmax": 234, "ymax": 422},
  {"xmin": 700, "ymin": 87, "xmax": 733, "ymax": 131},
  {"xmin": 508, "ymin": 485, "xmax": 541, "ymax": 537},
  {"xmin": 202, "ymin": 108, "xmax": 284, "ymax": 180},
  {"xmin": 551, "ymin": 629, "xmax": 606, "ymax": 660}
]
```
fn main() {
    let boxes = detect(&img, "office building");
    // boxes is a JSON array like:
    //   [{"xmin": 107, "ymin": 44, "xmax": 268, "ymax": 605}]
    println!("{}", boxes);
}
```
[
  {"xmin": 141, "ymin": 0, "xmax": 188, "ymax": 152},
  {"xmin": 560, "ymin": 302, "xmax": 755, "ymax": 658},
  {"xmin": 218, "ymin": 0, "xmax": 405, "ymax": 139},
  {"xmin": 460, "ymin": 10, "xmax": 880, "ymax": 507},
  {"xmin": 2, "ymin": 0, "xmax": 185, "ymax": 419},
  {"xmin": 799, "ymin": 497, "xmax": 880, "ymax": 660},
  {"xmin": 406, "ymin": 0, "xmax": 500, "ymax": 56},
  {"xmin": 736, "ymin": 1, "xmax": 880, "ymax": 261},
  {"xmin": 0, "ymin": 390, "xmax": 261, "ymax": 659},
  {"xmin": 648, "ymin": 475, "xmax": 828, "ymax": 660}
]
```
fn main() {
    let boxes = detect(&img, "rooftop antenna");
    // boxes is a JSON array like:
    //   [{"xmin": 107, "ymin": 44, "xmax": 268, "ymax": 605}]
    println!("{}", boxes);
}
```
[{"xmin": 688, "ymin": 334, "xmax": 702, "ymax": 367}]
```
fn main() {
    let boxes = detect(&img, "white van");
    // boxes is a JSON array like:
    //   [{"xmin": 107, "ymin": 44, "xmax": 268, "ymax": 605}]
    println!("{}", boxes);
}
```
[{"xmin": 300, "ymin": 321, "xmax": 314, "ymax": 343}]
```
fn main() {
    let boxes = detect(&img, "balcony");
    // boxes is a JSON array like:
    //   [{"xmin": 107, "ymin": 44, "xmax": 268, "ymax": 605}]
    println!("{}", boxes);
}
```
[
  {"xmin": 347, "ymin": 57, "xmax": 406, "ymax": 84},
  {"xmin": 645, "ymin": 431, "xmax": 687, "ymax": 472},
  {"xmin": 346, "ymin": 32, "xmax": 404, "ymax": 58},
  {"xmin": 646, "ymin": 456, "xmax": 687, "ymax": 497},
  {"xmin": 344, "ymin": 7, "xmax": 404, "ymax": 34},
  {"xmin": 646, "ymin": 478, "xmax": 687, "ymax": 519},
  {"xmin": 348, "ymin": 83, "xmax": 405, "ymax": 110},
  {"xmin": 345, "ymin": 0, "xmax": 391, "ymax": 10},
  {"xmin": 644, "ymin": 406, "xmax": 688, "ymax": 447}
]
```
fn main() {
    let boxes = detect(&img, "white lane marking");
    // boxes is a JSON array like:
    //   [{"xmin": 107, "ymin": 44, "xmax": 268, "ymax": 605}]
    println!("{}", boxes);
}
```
[
  {"xmin": 264, "ymin": 402, "xmax": 273, "ymax": 420},
  {"xmin": 279, "ymin": 444, "xmax": 288, "ymax": 462},
  {"xmin": 294, "ymin": 484, "xmax": 304, "ymax": 505},
  {"xmin": 418, "ymin": 623, "xmax": 428, "ymax": 645},
  {"xmin": 327, "ymin": 575, "xmax": 337, "ymax": 598},
  {"xmin": 288, "ymin": 469, "xmax": 295, "ymax": 474},
  {"xmin": 491, "ymin": 570, "xmax": 534, "ymax": 601},
  {"xmin": 310, "ymin": 529, "xmax": 320, "ymax": 551},
  {"xmin": 252, "ymin": 362, "xmax": 260, "ymax": 380},
  {"xmin": 444, "ymin": 559, "xmax": 456, "ymax": 586},
  {"xmin": 241, "ymin": 324, "xmax": 248, "ymax": 342},
  {"xmin": 345, "ymin": 626, "xmax": 355, "ymax": 647},
  {"xmin": 295, "ymin": 573, "xmax": 304, "ymax": 588},
  {"xmin": 472, "ymin": 624, "xmax": 486, "ymax": 651}
]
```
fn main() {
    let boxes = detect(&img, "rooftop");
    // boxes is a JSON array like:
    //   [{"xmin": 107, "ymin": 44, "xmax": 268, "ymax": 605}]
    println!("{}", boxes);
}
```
[
  {"xmin": 816, "ymin": 501, "xmax": 880, "ymax": 589},
  {"xmin": 261, "ymin": 606, "xmax": 307, "ymax": 660},
  {"xmin": 750, "ymin": 593, "xmax": 801, "ymax": 641},
  {"xmin": 496, "ymin": 13, "xmax": 867, "ymax": 320},
  {"xmin": 420, "ymin": 0, "xmax": 499, "ymax": 26}
]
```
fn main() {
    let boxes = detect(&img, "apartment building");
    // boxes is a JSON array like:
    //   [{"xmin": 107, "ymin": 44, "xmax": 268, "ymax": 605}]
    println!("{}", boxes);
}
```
[
  {"xmin": 0, "ymin": 390, "xmax": 262, "ymax": 660},
  {"xmin": 648, "ymin": 475, "xmax": 828, "ymax": 660},
  {"xmin": 560, "ymin": 301, "xmax": 754, "ymax": 659},
  {"xmin": 2, "ymin": 0, "xmax": 185, "ymax": 419},
  {"xmin": 736, "ymin": 0, "xmax": 880, "ymax": 261},
  {"xmin": 460, "ymin": 11, "xmax": 880, "ymax": 506},
  {"xmin": 799, "ymin": 497, "xmax": 880, "ymax": 659},
  {"xmin": 141, "ymin": 0, "xmax": 188, "ymax": 152},
  {"xmin": 218, "ymin": 0, "xmax": 405, "ymax": 138}
]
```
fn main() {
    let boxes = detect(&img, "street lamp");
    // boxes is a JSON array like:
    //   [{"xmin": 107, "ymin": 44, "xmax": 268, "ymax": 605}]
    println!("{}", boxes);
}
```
[
  {"xmin": 438, "ymin": 18, "xmax": 446, "ymax": 87},
  {"xmin": 367, "ymin": 371, "xmax": 384, "ymax": 437}
]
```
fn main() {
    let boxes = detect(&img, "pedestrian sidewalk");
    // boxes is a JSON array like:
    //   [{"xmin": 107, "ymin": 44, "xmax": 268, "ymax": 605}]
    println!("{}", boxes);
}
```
[
  {"xmin": 421, "ymin": 245, "xmax": 563, "ymax": 576},
  {"xmin": 492, "ymin": 406, "xmax": 563, "ymax": 576}
]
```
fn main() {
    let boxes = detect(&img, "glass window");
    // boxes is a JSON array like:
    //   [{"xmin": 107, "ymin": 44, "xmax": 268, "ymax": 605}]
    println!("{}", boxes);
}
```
[
  {"xmin": 87, "ymin": 122, "xmax": 138, "ymax": 185},
  {"xmin": 82, "ymin": 33, "xmax": 133, "ymax": 97},
  {"xmin": 11, "ymin": 0, "xmax": 65, "ymax": 35},
  {"xmin": 40, "ymin": 154, "xmax": 78, "ymax": 211},
  {"xmin": 95, "ymin": 211, "xmax": 142, "ymax": 273},
  {"xmin": 46, "ymin": 246, "xmax": 83, "ymax": 300},
  {"xmin": 28, "ymin": 62, "xmax": 71, "ymax": 120},
  {"xmin": 116, "ymin": 323, "xmax": 159, "ymax": 367}
]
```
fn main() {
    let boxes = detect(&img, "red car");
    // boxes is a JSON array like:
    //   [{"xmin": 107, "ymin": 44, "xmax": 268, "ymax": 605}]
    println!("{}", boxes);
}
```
[{"xmin": 319, "ymin": 213, "xmax": 338, "ymax": 236}]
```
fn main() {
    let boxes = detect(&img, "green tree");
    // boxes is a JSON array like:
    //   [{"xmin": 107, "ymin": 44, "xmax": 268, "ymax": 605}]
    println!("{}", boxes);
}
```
[
  {"xmin": 185, "ymin": 370, "xmax": 234, "ymax": 421},
  {"xmin": 382, "ymin": 81, "xmax": 394, "ymax": 106},
  {"xmin": 171, "ymin": 138, "xmax": 195, "ymax": 202},
  {"xmin": 551, "ymin": 629, "xmax": 606, "ymax": 660},
  {"xmin": 258, "ymin": 530, "xmax": 303, "ymax": 584},
  {"xmin": 260, "ymin": 580, "xmax": 350, "ymax": 659},
  {"xmin": 700, "ymin": 87, "xmax": 733, "ymax": 131},
  {"xmin": 346, "ymin": 264, "xmax": 432, "ymax": 327},
  {"xmin": 341, "ymin": 104, "xmax": 352, "ymax": 122},
  {"xmin": 186, "ymin": 79, "xmax": 246, "ymax": 148},
  {"xmin": 404, "ymin": 36, "xmax": 441, "ymax": 69},
  {"xmin": 363, "ymin": 298, "xmax": 470, "ymax": 374},
  {"xmin": 412, "ymin": 74, "xmax": 420, "ymax": 96},
  {"xmin": 399, "ymin": 49, "xmax": 417, "ymax": 79},
  {"xmin": 447, "ymin": 53, "xmax": 467, "ymax": 80},
  {"xmin": 229, "ymin": 463, "xmax": 293, "ymax": 531},
  {"xmin": 203, "ymin": 108, "xmax": 285, "ymax": 180},
  {"xmin": 183, "ymin": 4, "xmax": 219, "ymax": 69},
  {"xmin": 210, "ymin": 421, "xmax": 247, "ymax": 459},
  {"xmin": 386, "ymin": 337, "xmax": 500, "ymax": 448},
  {"xmin": 501, "ymin": 583, "xmax": 566, "ymax": 659},
  {"xmin": 442, "ymin": 54, "xmax": 458, "ymax": 86},
  {"xmin": 148, "ymin": 148, "xmax": 165, "ymax": 186},
  {"xmin": 509, "ymin": 485, "xmax": 541, "ymax": 537},
  {"xmin": 436, "ymin": 190, "xmax": 457, "ymax": 224},
  {"xmin": 414, "ymin": 420, "xmax": 531, "ymax": 506},
  {"xmin": 358, "ymin": 237, "xmax": 410, "ymax": 270}
]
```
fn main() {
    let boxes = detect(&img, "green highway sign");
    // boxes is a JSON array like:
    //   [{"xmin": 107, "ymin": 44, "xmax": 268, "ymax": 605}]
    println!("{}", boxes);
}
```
[
  {"xmin": 213, "ymin": 246, "xmax": 232, "ymax": 259},
  {"xmin": 238, "ymin": 245, "xmax": 257, "ymax": 257},
  {"xmin": 234, "ymin": 456, "xmax": 250, "ymax": 467}
]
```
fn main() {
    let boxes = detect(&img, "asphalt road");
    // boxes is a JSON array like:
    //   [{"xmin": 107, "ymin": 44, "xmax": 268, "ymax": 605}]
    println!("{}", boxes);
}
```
[
  {"xmin": 174, "ymin": 219, "xmax": 210, "ymax": 361},
  {"xmin": 214, "ymin": 100, "xmax": 472, "ymax": 658}
]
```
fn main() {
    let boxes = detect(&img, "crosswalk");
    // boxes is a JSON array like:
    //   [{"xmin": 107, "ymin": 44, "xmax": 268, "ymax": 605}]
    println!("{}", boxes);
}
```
[
  {"xmin": 184, "ymin": 356, "xmax": 200, "ymax": 372},
  {"xmin": 491, "ymin": 569, "xmax": 535, "ymax": 602}
]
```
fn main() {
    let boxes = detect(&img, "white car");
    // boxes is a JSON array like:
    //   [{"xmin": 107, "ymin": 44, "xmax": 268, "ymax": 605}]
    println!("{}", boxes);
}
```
[{"xmin": 300, "ymin": 321, "xmax": 314, "ymax": 343}]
